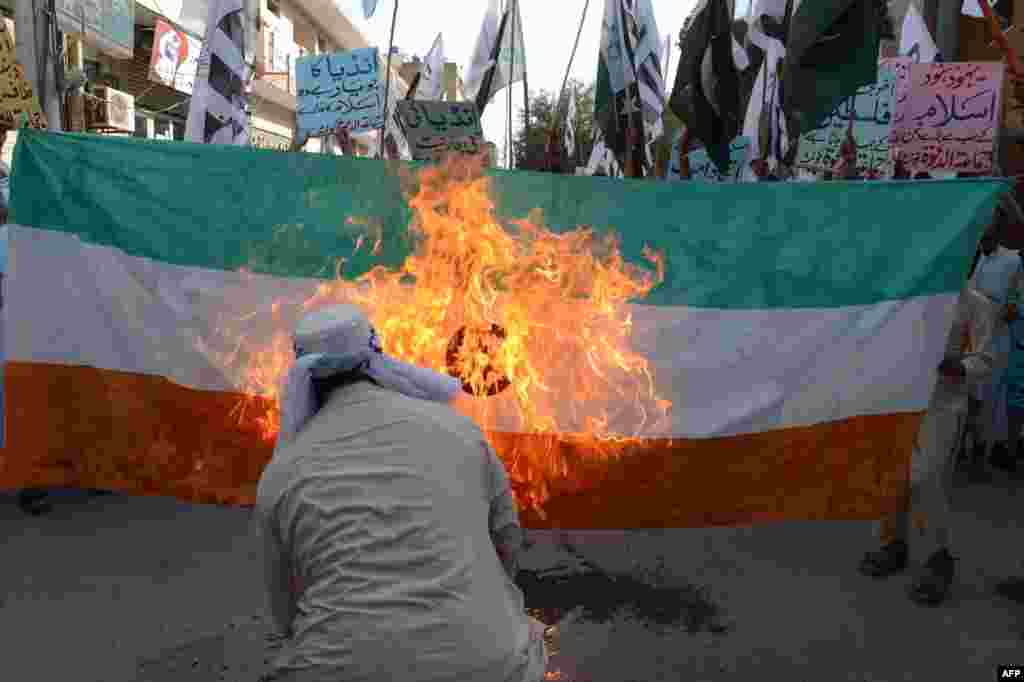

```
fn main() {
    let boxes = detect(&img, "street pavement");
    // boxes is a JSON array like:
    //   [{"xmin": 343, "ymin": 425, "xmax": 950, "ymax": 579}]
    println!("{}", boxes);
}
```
[{"xmin": 1, "ymin": 472, "xmax": 1022, "ymax": 682}]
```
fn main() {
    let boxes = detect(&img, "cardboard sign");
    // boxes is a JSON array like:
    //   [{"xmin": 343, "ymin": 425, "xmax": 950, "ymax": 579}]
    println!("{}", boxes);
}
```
[
  {"xmin": 394, "ymin": 100, "xmax": 483, "ymax": 161},
  {"xmin": 0, "ymin": 20, "xmax": 46, "ymax": 130},
  {"xmin": 668, "ymin": 136, "xmax": 751, "ymax": 182},
  {"xmin": 295, "ymin": 48, "xmax": 383, "ymax": 139},
  {"xmin": 797, "ymin": 65, "xmax": 899, "ymax": 174},
  {"xmin": 148, "ymin": 19, "xmax": 200, "ymax": 96},
  {"xmin": 891, "ymin": 61, "xmax": 1005, "ymax": 174}
]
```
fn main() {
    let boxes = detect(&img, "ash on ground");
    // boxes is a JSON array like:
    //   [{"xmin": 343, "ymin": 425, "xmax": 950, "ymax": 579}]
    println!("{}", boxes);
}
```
[{"xmin": 515, "ymin": 547, "xmax": 729, "ymax": 635}]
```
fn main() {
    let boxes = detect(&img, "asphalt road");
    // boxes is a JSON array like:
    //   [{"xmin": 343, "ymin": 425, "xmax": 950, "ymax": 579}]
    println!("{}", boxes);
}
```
[{"xmin": 2, "ymin": 472, "xmax": 1022, "ymax": 682}]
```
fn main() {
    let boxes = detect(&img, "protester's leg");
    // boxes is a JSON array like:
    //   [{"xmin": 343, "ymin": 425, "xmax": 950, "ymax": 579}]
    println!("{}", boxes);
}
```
[
  {"xmin": 907, "ymin": 407, "xmax": 961, "ymax": 605},
  {"xmin": 1005, "ymin": 404, "xmax": 1024, "ymax": 476},
  {"xmin": 860, "ymin": 407, "xmax": 923, "ymax": 577},
  {"xmin": 990, "ymin": 376, "xmax": 1015, "ymax": 469}
]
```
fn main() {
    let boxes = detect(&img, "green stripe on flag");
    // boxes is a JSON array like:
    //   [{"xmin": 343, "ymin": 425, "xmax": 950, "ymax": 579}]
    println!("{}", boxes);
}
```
[{"xmin": 11, "ymin": 130, "xmax": 1004, "ymax": 310}]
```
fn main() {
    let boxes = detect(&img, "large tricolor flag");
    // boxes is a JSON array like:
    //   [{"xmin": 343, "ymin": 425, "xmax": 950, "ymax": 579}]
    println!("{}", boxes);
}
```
[{"xmin": 2, "ymin": 130, "xmax": 1004, "ymax": 528}]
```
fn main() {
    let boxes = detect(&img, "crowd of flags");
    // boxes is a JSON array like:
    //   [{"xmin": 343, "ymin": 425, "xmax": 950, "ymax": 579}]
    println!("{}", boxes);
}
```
[{"xmin": 182, "ymin": 0, "xmax": 967, "ymax": 181}]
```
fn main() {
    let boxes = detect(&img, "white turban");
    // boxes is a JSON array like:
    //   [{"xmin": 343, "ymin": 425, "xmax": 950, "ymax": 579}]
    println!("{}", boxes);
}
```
[{"xmin": 277, "ymin": 304, "xmax": 461, "ymax": 448}]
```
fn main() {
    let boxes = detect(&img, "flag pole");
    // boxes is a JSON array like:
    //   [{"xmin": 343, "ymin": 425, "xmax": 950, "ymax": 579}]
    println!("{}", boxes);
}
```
[
  {"xmin": 618, "ymin": 2, "xmax": 644, "ymax": 178},
  {"xmin": 379, "ymin": 0, "xmax": 400, "ymax": 159},
  {"xmin": 556, "ymin": 0, "xmax": 591, "ymax": 130},
  {"xmin": 507, "ymin": 1, "xmax": 515, "ymax": 168}
]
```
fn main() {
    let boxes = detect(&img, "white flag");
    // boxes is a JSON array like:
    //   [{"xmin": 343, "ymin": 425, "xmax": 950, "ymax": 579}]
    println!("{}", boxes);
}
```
[
  {"xmin": 564, "ymin": 89, "xmax": 577, "ymax": 157},
  {"xmin": 585, "ymin": 131, "xmax": 622, "ymax": 177},
  {"xmin": 739, "ymin": 34, "xmax": 787, "ymax": 180},
  {"xmin": 493, "ymin": 0, "xmax": 527, "ymax": 97},
  {"xmin": 186, "ymin": 0, "xmax": 250, "ymax": 146},
  {"xmin": 464, "ymin": 0, "xmax": 502, "ymax": 102},
  {"xmin": 961, "ymin": 0, "xmax": 997, "ymax": 18},
  {"xmin": 415, "ymin": 33, "xmax": 446, "ymax": 100},
  {"xmin": 901, "ymin": 3, "xmax": 939, "ymax": 63},
  {"xmin": 465, "ymin": 0, "xmax": 526, "ymax": 107}
]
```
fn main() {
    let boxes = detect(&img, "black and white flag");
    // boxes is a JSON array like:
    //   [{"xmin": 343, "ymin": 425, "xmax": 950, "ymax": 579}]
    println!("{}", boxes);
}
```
[{"xmin": 186, "ymin": 0, "xmax": 250, "ymax": 146}]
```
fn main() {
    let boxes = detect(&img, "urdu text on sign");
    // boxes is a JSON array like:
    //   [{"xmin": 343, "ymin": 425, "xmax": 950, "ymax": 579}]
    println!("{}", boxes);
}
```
[
  {"xmin": 891, "ymin": 61, "xmax": 1005, "ymax": 174},
  {"xmin": 394, "ymin": 101, "xmax": 483, "ymax": 162},
  {"xmin": 295, "ymin": 48, "xmax": 383, "ymax": 139}
]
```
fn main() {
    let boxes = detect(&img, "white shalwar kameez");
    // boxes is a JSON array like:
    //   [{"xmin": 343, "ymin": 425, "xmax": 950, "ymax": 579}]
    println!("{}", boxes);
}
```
[
  {"xmin": 879, "ymin": 288, "xmax": 995, "ymax": 553},
  {"xmin": 970, "ymin": 245, "xmax": 1019, "ymax": 450},
  {"xmin": 254, "ymin": 380, "xmax": 546, "ymax": 682}
]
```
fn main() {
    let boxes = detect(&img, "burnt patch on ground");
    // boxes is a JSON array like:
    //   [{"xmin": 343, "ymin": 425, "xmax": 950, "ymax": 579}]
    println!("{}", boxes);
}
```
[{"xmin": 516, "ymin": 545, "xmax": 729, "ymax": 634}]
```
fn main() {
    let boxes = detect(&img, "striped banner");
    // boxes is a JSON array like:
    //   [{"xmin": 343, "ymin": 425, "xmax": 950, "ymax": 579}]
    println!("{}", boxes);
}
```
[
  {"xmin": 185, "ymin": 0, "xmax": 250, "ymax": 146},
  {"xmin": 3, "ymin": 130, "xmax": 1006, "ymax": 528}
]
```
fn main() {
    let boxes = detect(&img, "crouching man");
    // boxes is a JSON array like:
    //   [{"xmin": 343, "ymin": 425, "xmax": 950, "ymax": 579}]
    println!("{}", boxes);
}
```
[
  {"xmin": 858, "ymin": 287, "xmax": 996, "ymax": 605},
  {"xmin": 254, "ymin": 304, "xmax": 547, "ymax": 681}
]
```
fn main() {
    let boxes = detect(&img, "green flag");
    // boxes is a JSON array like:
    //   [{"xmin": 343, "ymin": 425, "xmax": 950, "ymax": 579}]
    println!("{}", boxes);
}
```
[{"xmin": 782, "ymin": 0, "xmax": 891, "ymax": 132}]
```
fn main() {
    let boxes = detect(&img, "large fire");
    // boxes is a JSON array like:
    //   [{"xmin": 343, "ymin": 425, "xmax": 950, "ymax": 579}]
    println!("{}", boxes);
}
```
[{"xmin": 216, "ymin": 153, "xmax": 671, "ymax": 511}]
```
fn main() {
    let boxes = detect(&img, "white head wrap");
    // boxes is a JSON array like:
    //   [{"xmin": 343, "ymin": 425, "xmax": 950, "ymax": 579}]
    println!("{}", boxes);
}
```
[{"xmin": 277, "ymin": 304, "xmax": 461, "ymax": 448}]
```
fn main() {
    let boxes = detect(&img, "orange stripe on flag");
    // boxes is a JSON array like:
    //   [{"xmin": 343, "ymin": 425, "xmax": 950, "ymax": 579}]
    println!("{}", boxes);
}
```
[{"xmin": 0, "ymin": 362, "xmax": 915, "ymax": 527}]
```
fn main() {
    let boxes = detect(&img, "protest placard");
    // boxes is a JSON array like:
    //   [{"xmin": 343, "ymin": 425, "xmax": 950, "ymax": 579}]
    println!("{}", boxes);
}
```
[
  {"xmin": 891, "ymin": 61, "xmax": 1005, "ymax": 174},
  {"xmin": 668, "ymin": 136, "xmax": 751, "ymax": 182},
  {"xmin": 295, "ymin": 47, "xmax": 382, "ymax": 139},
  {"xmin": 0, "ymin": 19, "xmax": 46, "ymax": 129},
  {"xmin": 394, "ymin": 100, "xmax": 483, "ymax": 161},
  {"xmin": 796, "ymin": 66, "xmax": 898, "ymax": 175}
]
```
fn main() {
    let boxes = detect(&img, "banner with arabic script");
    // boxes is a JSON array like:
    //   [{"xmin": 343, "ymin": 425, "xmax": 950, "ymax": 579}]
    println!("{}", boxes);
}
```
[
  {"xmin": 796, "ymin": 66, "xmax": 899, "ymax": 175},
  {"xmin": 668, "ymin": 136, "xmax": 751, "ymax": 182},
  {"xmin": 295, "ymin": 48, "xmax": 383, "ymax": 139},
  {"xmin": 891, "ymin": 62, "xmax": 1005, "ymax": 175},
  {"xmin": 394, "ymin": 101, "xmax": 483, "ymax": 162}
]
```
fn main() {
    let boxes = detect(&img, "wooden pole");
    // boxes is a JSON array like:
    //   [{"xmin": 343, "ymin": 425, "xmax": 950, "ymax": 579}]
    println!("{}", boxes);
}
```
[
  {"xmin": 379, "ymin": 0, "xmax": 400, "ymax": 159},
  {"xmin": 979, "ymin": 0, "xmax": 1023, "ymax": 78}
]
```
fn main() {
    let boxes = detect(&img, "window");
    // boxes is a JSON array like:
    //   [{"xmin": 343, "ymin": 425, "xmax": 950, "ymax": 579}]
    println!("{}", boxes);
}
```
[
  {"xmin": 133, "ymin": 113, "xmax": 148, "ymax": 138},
  {"xmin": 154, "ymin": 117, "xmax": 173, "ymax": 140}
]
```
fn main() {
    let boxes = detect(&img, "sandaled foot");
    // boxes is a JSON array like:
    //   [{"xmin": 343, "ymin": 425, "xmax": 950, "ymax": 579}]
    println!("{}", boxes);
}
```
[
  {"xmin": 991, "ymin": 444, "xmax": 1015, "ymax": 472},
  {"xmin": 995, "ymin": 577, "xmax": 1024, "ymax": 604},
  {"xmin": 17, "ymin": 490, "xmax": 52, "ymax": 516},
  {"xmin": 909, "ymin": 549, "xmax": 957, "ymax": 606},
  {"xmin": 859, "ymin": 540, "xmax": 909, "ymax": 578}
]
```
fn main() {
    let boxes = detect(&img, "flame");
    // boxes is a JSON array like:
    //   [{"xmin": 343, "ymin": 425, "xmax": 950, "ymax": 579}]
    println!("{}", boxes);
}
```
[{"xmin": 215, "ymin": 154, "xmax": 671, "ymax": 511}]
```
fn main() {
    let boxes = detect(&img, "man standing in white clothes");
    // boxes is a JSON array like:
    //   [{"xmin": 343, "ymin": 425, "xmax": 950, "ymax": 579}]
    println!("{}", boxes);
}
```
[
  {"xmin": 969, "ymin": 226, "xmax": 1019, "ymax": 472},
  {"xmin": 859, "ymin": 287, "xmax": 996, "ymax": 605}
]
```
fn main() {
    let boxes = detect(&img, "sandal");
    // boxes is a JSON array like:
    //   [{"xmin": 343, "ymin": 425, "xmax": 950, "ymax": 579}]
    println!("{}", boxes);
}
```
[
  {"xmin": 17, "ymin": 489, "xmax": 52, "ymax": 517},
  {"xmin": 858, "ymin": 540, "xmax": 909, "ymax": 578},
  {"xmin": 908, "ymin": 549, "xmax": 957, "ymax": 606}
]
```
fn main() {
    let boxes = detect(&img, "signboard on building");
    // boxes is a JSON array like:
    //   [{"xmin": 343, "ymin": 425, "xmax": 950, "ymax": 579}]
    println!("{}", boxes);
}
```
[
  {"xmin": 394, "ymin": 101, "xmax": 483, "ymax": 161},
  {"xmin": 0, "ymin": 20, "xmax": 47, "ymax": 130},
  {"xmin": 251, "ymin": 128, "xmax": 291, "ymax": 151},
  {"xmin": 149, "ymin": 19, "xmax": 200, "ymax": 96},
  {"xmin": 891, "ymin": 61, "xmax": 1005, "ymax": 174},
  {"xmin": 56, "ymin": 0, "xmax": 134, "ymax": 59},
  {"xmin": 295, "ymin": 48, "xmax": 383, "ymax": 139}
]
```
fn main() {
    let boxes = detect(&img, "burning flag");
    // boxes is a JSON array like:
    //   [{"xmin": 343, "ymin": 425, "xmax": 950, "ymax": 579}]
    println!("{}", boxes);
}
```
[{"xmin": 1, "ymin": 128, "xmax": 1005, "ymax": 528}]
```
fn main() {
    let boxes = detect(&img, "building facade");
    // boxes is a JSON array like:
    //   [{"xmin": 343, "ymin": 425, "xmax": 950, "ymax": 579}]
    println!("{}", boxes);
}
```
[{"xmin": 0, "ymin": 0, "xmax": 411, "ymax": 164}]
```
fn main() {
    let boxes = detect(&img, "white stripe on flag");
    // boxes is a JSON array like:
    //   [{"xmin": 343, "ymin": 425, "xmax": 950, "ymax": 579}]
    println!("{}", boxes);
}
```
[{"xmin": 210, "ymin": 28, "xmax": 248, "ymax": 82}]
